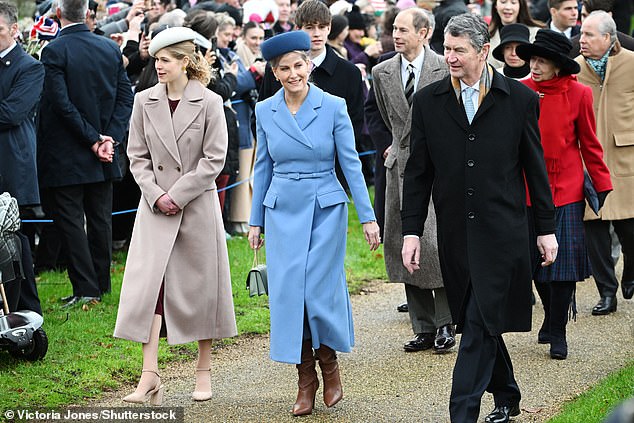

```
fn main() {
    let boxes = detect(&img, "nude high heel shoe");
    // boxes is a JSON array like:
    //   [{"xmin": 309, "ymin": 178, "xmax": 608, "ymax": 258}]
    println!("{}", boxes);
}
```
[
  {"xmin": 192, "ymin": 368, "xmax": 212, "ymax": 401},
  {"xmin": 123, "ymin": 370, "xmax": 164, "ymax": 406}
]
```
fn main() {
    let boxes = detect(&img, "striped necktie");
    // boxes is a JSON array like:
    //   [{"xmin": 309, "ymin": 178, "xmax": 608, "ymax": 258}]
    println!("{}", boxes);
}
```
[
  {"xmin": 404, "ymin": 64, "xmax": 415, "ymax": 106},
  {"xmin": 463, "ymin": 87, "xmax": 476, "ymax": 124}
]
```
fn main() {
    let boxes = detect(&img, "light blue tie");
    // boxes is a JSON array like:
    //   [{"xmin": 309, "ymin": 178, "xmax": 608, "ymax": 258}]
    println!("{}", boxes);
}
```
[{"xmin": 463, "ymin": 87, "xmax": 476, "ymax": 124}]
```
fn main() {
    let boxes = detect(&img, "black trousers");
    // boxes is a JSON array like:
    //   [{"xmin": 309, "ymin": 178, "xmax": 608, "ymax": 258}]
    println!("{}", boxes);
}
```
[
  {"xmin": 584, "ymin": 218, "xmax": 634, "ymax": 297},
  {"xmin": 534, "ymin": 280, "xmax": 575, "ymax": 342},
  {"xmin": 450, "ymin": 289, "xmax": 520, "ymax": 423},
  {"xmin": 50, "ymin": 181, "xmax": 113, "ymax": 297}
]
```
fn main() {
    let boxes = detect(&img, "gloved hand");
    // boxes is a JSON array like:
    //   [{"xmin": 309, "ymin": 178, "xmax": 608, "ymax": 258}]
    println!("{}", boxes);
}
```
[{"xmin": 597, "ymin": 190, "xmax": 610, "ymax": 211}]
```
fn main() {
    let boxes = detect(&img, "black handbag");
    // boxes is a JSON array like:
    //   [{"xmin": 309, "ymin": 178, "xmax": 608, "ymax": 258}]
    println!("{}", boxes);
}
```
[{"xmin": 246, "ymin": 250, "xmax": 268, "ymax": 297}]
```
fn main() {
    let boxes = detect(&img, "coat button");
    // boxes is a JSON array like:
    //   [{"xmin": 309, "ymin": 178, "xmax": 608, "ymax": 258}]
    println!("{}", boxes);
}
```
[
  {"xmin": 176, "ymin": 166, "xmax": 181, "ymax": 172},
  {"xmin": 467, "ymin": 160, "xmax": 475, "ymax": 167},
  {"xmin": 467, "ymin": 188, "xmax": 475, "ymax": 196},
  {"xmin": 467, "ymin": 211, "xmax": 475, "ymax": 219},
  {"xmin": 158, "ymin": 165, "xmax": 163, "ymax": 171},
  {"xmin": 468, "ymin": 134, "xmax": 476, "ymax": 142}
]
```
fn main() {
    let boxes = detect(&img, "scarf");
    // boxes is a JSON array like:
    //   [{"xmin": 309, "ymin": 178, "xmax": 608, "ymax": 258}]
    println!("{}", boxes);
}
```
[
  {"xmin": 503, "ymin": 63, "xmax": 530, "ymax": 80},
  {"xmin": 530, "ymin": 75, "xmax": 574, "ymax": 175},
  {"xmin": 585, "ymin": 43, "xmax": 613, "ymax": 81},
  {"xmin": 451, "ymin": 63, "xmax": 494, "ymax": 108},
  {"xmin": 234, "ymin": 38, "xmax": 260, "ymax": 68}
]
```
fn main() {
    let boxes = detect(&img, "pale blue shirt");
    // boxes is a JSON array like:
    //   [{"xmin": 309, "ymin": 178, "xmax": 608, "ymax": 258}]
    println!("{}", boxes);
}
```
[
  {"xmin": 460, "ymin": 80, "xmax": 480, "ymax": 114},
  {"xmin": 312, "ymin": 48, "xmax": 327, "ymax": 68},
  {"xmin": 400, "ymin": 49, "xmax": 425, "ymax": 91}
]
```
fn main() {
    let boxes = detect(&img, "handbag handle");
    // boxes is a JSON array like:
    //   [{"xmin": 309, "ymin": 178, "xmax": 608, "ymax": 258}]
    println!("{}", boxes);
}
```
[{"xmin": 253, "ymin": 249, "xmax": 260, "ymax": 267}]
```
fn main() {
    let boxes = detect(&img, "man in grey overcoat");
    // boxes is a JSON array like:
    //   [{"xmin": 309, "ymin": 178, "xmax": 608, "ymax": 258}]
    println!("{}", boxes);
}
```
[{"xmin": 371, "ymin": 8, "xmax": 455, "ymax": 353}]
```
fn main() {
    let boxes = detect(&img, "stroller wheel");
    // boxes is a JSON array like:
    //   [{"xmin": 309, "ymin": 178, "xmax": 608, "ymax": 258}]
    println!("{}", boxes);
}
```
[{"xmin": 9, "ymin": 328, "xmax": 48, "ymax": 361}]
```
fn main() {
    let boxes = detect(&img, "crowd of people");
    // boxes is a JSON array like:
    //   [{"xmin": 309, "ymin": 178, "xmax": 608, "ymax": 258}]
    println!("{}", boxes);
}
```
[{"xmin": 0, "ymin": 0, "xmax": 633, "ymax": 421}]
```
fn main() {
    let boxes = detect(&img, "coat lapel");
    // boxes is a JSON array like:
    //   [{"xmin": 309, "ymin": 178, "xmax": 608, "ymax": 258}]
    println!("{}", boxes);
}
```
[
  {"xmin": 173, "ymin": 81, "xmax": 204, "ymax": 142},
  {"xmin": 145, "ymin": 84, "xmax": 181, "ymax": 164},
  {"xmin": 438, "ymin": 78, "xmax": 469, "ymax": 131},
  {"xmin": 377, "ymin": 56, "xmax": 410, "ymax": 126},
  {"xmin": 472, "ymin": 71, "xmax": 508, "ymax": 124},
  {"xmin": 271, "ymin": 87, "xmax": 313, "ymax": 148}
]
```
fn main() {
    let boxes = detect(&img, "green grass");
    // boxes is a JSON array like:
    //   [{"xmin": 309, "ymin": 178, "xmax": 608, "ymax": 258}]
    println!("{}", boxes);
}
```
[
  {"xmin": 0, "ymin": 189, "xmax": 385, "ymax": 410},
  {"xmin": 547, "ymin": 361, "xmax": 634, "ymax": 422}
]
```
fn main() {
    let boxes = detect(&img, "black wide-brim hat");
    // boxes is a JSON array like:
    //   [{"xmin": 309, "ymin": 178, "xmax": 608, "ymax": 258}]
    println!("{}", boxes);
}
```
[
  {"xmin": 492, "ymin": 23, "xmax": 531, "ymax": 62},
  {"xmin": 515, "ymin": 29, "xmax": 581, "ymax": 75}
]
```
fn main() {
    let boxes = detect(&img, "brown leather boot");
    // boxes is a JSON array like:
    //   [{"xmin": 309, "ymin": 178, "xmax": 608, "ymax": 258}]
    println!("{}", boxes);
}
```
[
  {"xmin": 292, "ymin": 340, "xmax": 319, "ymax": 416},
  {"xmin": 316, "ymin": 344, "xmax": 343, "ymax": 407}
]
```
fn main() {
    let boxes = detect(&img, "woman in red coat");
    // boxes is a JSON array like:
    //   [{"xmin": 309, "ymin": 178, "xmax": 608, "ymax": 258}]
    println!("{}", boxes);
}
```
[{"xmin": 517, "ymin": 29, "xmax": 612, "ymax": 359}]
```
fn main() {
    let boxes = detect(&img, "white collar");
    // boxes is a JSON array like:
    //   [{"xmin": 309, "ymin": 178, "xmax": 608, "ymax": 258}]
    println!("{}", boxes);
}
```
[
  {"xmin": 549, "ymin": 21, "xmax": 572, "ymax": 38},
  {"xmin": 311, "ymin": 48, "xmax": 327, "ymax": 68},
  {"xmin": 401, "ymin": 48, "xmax": 425, "ymax": 73},
  {"xmin": 459, "ymin": 79, "xmax": 479, "ymax": 92},
  {"xmin": 0, "ymin": 41, "xmax": 17, "ymax": 59}
]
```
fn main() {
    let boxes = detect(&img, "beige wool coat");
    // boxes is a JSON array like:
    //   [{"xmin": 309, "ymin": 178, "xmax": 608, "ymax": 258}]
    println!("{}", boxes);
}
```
[
  {"xmin": 114, "ymin": 80, "xmax": 237, "ymax": 345},
  {"xmin": 371, "ymin": 46, "xmax": 448, "ymax": 289},
  {"xmin": 575, "ymin": 43, "xmax": 634, "ymax": 221}
]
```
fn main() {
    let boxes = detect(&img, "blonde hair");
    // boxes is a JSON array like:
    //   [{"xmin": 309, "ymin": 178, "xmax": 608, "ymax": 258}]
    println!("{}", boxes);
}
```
[{"xmin": 162, "ymin": 40, "xmax": 213, "ymax": 86}]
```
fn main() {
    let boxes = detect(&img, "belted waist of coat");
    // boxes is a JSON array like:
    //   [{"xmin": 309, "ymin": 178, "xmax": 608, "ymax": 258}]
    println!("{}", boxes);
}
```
[{"xmin": 273, "ymin": 169, "xmax": 335, "ymax": 180}]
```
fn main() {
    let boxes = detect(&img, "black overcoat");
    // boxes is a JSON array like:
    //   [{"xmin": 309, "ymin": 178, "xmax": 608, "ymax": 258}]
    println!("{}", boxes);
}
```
[
  {"xmin": 0, "ymin": 45, "xmax": 44, "ymax": 205},
  {"xmin": 37, "ymin": 24, "xmax": 133, "ymax": 188},
  {"xmin": 401, "ymin": 72, "xmax": 555, "ymax": 335}
]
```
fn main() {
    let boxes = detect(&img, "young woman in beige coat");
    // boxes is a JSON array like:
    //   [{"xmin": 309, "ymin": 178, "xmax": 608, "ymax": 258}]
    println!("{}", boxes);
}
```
[{"xmin": 114, "ymin": 27, "xmax": 237, "ymax": 405}]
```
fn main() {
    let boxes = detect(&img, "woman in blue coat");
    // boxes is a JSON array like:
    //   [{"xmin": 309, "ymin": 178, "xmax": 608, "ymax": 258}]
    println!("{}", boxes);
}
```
[{"xmin": 248, "ymin": 31, "xmax": 380, "ymax": 417}]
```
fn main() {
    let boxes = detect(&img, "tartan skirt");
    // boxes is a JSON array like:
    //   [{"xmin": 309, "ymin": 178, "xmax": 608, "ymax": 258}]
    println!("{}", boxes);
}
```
[{"xmin": 529, "ymin": 201, "xmax": 591, "ymax": 283}]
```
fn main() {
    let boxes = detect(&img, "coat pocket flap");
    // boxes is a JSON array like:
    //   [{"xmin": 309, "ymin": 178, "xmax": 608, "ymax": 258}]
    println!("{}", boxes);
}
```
[
  {"xmin": 317, "ymin": 190, "xmax": 349, "ymax": 208},
  {"xmin": 384, "ymin": 153, "xmax": 396, "ymax": 169},
  {"xmin": 614, "ymin": 132, "xmax": 634, "ymax": 147},
  {"xmin": 262, "ymin": 191, "xmax": 277, "ymax": 208}
]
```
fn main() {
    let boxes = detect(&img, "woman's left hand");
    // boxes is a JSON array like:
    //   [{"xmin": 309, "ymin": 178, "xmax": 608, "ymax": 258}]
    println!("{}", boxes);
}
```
[{"xmin": 363, "ymin": 221, "xmax": 381, "ymax": 251}]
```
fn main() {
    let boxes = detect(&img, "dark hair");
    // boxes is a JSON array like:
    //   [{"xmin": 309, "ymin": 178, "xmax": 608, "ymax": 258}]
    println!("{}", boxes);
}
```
[
  {"xmin": 381, "ymin": 6, "xmax": 400, "ymax": 34},
  {"xmin": 0, "ymin": 1, "xmax": 18, "ymax": 25},
  {"xmin": 489, "ymin": 0, "xmax": 544, "ymax": 36},
  {"xmin": 582, "ymin": 0, "xmax": 614, "ymax": 13},
  {"xmin": 548, "ymin": 0, "xmax": 572, "ymax": 9},
  {"xmin": 241, "ymin": 21, "xmax": 261, "ymax": 37},
  {"xmin": 59, "ymin": 0, "xmax": 88, "ymax": 23},
  {"xmin": 294, "ymin": 0, "xmax": 331, "ymax": 28},
  {"xmin": 185, "ymin": 10, "xmax": 218, "ymax": 40}
]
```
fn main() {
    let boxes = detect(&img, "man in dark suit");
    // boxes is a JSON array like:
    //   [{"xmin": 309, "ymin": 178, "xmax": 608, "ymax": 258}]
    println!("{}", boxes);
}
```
[
  {"xmin": 0, "ymin": 1, "xmax": 45, "ymax": 315},
  {"xmin": 258, "ymin": 0, "xmax": 364, "ymax": 150},
  {"xmin": 38, "ymin": 0, "xmax": 133, "ymax": 307},
  {"xmin": 546, "ymin": 0, "xmax": 581, "ymax": 39},
  {"xmin": 401, "ymin": 13, "xmax": 558, "ymax": 423},
  {"xmin": 568, "ymin": 0, "xmax": 634, "ymax": 57}
]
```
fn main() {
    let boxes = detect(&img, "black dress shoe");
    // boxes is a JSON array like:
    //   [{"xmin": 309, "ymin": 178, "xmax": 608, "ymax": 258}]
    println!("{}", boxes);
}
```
[
  {"xmin": 537, "ymin": 328, "xmax": 550, "ymax": 344},
  {"xmin": 484, "ymin": 404, "xmax": 520, "ymax": 423},
  {"xmin": 433, "ymin": 324, "xmax": 456, "ymax": 353},
  {"xmin": 403, "ymin": 333, "xmax": 434, "ymax": 352},
  {"xmin": 622, "ymin": 281, "xmax": 634, "ymax": 300},
  {"xmin": 396, "ymin": 302, "xmax": 408, "ymax": 313},
  {"xmin": 591, "ymin": 296, "xmax": 617, "ymax": 315}
]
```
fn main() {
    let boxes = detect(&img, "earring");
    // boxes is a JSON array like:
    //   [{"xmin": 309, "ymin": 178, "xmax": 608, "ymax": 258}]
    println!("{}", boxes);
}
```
[{"xmin": 183, "ymin": 66, "xmax": 187, "ymax": 75}]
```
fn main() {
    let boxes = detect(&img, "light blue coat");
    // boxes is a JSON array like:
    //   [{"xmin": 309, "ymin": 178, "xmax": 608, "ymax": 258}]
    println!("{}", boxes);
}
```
[{"xmin": 250, "ymin": 84, "xmax": 376, "ymax": 364}]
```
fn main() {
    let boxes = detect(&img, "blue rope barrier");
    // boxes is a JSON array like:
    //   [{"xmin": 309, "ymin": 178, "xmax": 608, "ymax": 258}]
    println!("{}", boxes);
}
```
[{"xmin": 20, "ymin": 151, "xmax": 378, "ymax": 223}]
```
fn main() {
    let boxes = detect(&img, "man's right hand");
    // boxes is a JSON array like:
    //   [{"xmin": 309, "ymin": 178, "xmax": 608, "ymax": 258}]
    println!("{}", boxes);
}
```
[{"xmin": 402, "ymin": 236, "xmax": 420, "ymax": 274}]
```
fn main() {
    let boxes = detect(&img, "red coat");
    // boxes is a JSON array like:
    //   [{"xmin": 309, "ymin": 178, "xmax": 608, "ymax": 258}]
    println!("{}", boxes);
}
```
[{"xmin": 522, "ymin": 76, "xmax": 612, "ymax": 207}]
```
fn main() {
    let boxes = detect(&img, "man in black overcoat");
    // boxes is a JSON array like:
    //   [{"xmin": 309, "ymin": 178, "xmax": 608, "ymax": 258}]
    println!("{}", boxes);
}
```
[
  {"xmin": 401, "ymin": 13, "xmax": 558, "ymax": 423},
  {"xmin": 0, "ymin": 2, "xmax": 45, "ymax": 315},
  {"xmin": 37, "ymin": 0, "xmax": 133, "ymax": 306}
]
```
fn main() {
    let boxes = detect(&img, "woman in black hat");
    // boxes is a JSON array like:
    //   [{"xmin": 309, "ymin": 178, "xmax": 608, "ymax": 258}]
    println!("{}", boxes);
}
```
[
  {"xmin": 492, "ymin": 23, "xmax": 531, "ymax": 79},
  {"xmin": 517, "ymin": 29, "xmax": 613, "ymax": 360},
  {"xmin": 488, "ymin": 0, "xmax": 544, "ymax": 68}
]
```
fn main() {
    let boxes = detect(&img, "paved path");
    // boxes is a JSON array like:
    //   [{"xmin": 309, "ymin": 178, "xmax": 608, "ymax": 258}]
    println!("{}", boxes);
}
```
[{"xmin": 96, "ymin": 279, "xmax": 633, "ymax": 422}]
